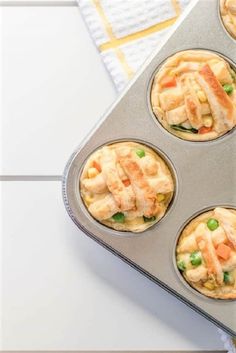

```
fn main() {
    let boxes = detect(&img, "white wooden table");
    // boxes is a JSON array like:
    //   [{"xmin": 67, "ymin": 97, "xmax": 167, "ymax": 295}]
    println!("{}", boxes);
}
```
[{"xmin": 1, "ymin": 2, "xmax": 225, "ymax": 350}]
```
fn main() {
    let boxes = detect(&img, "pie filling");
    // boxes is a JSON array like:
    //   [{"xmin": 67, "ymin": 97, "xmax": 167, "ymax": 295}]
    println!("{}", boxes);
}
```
[
  {"xmin": 176, "ymin": 207, "xmax": 236, "ymax": 299},
  {"xmin": 220, "ymin": 0, "xmax": 236, "ymax": 39},
  {"xmin": 151, "ymin": 50, "xmax": 236, "ymax": 141},
  {"xmin": 80, "ymin": 142, "xmax": 174, "ymax": 232}
]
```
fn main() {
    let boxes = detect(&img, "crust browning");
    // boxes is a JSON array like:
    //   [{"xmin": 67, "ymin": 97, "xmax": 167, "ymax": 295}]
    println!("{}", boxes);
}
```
[
  {"xmin": 80, "ymin": 142, "xmax": 174, "ymax": 232},
  {"xmin": 151, "ymin": 50, "xmax": 236, "ymax": 141}
]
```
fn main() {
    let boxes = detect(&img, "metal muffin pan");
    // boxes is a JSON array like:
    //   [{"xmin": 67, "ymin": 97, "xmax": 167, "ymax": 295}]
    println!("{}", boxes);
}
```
[{"xmin": 63, "ymin": 0, "xmax": 236, "ymax": 337}]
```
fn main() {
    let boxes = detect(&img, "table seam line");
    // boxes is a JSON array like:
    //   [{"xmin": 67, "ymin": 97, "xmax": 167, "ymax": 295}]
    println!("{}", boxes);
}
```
[
  {"xmin": 0, "ymin": 175, "xmax": 62, "ymax": 181},
  {"xmin": 0, "ymin": 0, "xmax": 77, "ymax": 6}
]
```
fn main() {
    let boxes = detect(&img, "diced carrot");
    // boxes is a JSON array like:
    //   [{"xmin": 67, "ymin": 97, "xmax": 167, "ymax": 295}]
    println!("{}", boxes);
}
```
[
  {"xmin": 93, "ymin": 161, "xmax": 101, "ymax": 172},
  {"xmin": 161, "ymin": 76, "xmax": 177, "ymax": 88},
  {"xmin": 198, "ymin": 126, "xmax": 212, "ymax": 134},
  {"xmin": 216, "ymin": 243, "xmax": 231, "ymax": 260},
  {"xmin": 123, "ymin": 179, "xmax": 131, "ymax": 187}
]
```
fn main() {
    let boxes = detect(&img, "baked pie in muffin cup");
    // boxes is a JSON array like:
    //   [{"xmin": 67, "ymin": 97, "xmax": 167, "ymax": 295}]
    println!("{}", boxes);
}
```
[
  {"xmin": 176, "ymin": 207, "xmax": 236, "ymax": 299},
  {"xmin": 151, "ymin": 50, "xmax": 236, "ymax": 141},
  {"xmin": 220, "ymin": 0, "xmax": 236, "ymax": 39},
  {"xmin": 80, "ymin": 141, "xmax": 175, "ymax": 233}
]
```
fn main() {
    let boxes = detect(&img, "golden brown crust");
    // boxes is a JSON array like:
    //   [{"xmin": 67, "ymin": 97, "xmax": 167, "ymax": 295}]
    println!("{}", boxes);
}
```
[
  {"xmin": 80, "ymin": 142, "xmax": 174, "ymax": 233},
  {"xmin": 176, "ymin": 208, "xmax": 236, "ymax": 299},
  {"xmin": 195, "ymin": 223, "xmax": 224, "ymax": 285},
  {"xmin": 199, "ymin": 65, "xmax": 234, "ymax": 113},
  {"xmin": 180, "ymin": 75, "xmax": 203, "ymax": 129},
  {"xmin": 197, "ymin": 65, "xmax": 235, "ymax": 131},
  {"xmin": 100, "ymin": 147, "xmax": 135, "ymax": 211},
  {"xmin": 116, "ymin": 148, "xmax": 157, "ymax": 218},
  {"xmin": 151, "ymin": 50, "xmax": 236, "ymax": 141}
]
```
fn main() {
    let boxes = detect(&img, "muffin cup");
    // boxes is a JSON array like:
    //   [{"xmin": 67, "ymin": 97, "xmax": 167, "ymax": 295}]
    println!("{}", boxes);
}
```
[
  {"xmin": 175, "ymin": 206, "xmax": 236, "ymax": 300},
  {"xmin": 79, "ymin": 140, "xmax": 176, "ymax": 233},
  {"xmin": 149, "ymin": 49, "xmax": 236, "ymax": 142}
]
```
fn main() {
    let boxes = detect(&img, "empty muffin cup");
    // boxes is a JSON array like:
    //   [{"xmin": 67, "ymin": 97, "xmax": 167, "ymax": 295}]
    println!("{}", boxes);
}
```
[
  {"xmin": 176, "ymin": 207, "xmax": 236, "ymax": 299},
  {"xmin": 80, "ymin": 141, "xmax": 175, "ymax": 233},
  {"xmin": 220, "ymin": 0, "xmax": 236, "ymax": 40},
  {"xmin": 151, "ymin": 50, "xmax": 236, "ymax": 141}
]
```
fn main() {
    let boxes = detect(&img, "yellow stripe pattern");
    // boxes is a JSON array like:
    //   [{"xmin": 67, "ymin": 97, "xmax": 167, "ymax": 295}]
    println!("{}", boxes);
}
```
[
  {"xmin": 92, "ymin": 0, "xmax": 181, "ymax": 78},
  {"xmin": 99, "ymin": 16, "xmax": 178, "ymax": 51},
  {"xmin": 92, "ymin": 0, "xmax": 133, "ymax": 78}
]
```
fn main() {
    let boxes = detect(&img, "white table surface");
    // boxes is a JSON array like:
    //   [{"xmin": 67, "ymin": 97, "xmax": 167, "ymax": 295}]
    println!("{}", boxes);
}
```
[
  {"xmin": 1, "ymin": 3, "xmax": 225, "ymax": 351},
  {"xmin": 2, "ymin": 6, "xmax": 116, "ymax": 175}
]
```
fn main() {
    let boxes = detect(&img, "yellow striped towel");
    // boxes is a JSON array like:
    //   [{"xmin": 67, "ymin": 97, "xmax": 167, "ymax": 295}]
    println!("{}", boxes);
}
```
[{"xmin": 79, "ymin": 0, "xmax": 191, "ymax": 91}]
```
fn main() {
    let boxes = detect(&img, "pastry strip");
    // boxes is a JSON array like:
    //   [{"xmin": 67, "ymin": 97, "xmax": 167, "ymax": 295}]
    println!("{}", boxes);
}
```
[
  {"xmin": 101, "ymin": 147, "xmax": 135, "ymax": 211},
  {"xmin": 197, "ymin": 64, "xmax": 236, "ymax": 133},
  {"xmin": 195, "ymin": 223, "xmax": 224, "ymax": 285},
  {"xmin": 180, "ymin": 75, "xmax": 203, "ymax": 129},
  {"xmin": 117, "ymin": 148, "xmax": 157, "ymax": 218}
]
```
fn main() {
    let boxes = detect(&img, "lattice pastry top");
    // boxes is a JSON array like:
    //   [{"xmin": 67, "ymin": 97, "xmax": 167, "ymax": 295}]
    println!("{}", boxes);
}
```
[
  {"xmin": 151, "ymin": 50, "xmax": 236, "ymax": 141},
  {"xmin": 80, "ymin": 142, "xmax": 174, "ymax": 232}
]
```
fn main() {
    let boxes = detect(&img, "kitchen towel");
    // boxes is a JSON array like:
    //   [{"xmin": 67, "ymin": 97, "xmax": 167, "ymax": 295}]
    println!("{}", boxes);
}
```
[
  {"xmin": 78, "ymin": 1, "xmax": 236, "ymax": 351},
  {"xmin": 79, "ymin": 0, "xmax": 191, "ymax": 91}
]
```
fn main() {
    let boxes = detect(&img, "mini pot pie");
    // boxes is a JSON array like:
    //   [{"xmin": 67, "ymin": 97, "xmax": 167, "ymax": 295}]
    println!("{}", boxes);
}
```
[
  {"xmin": 80, "ymin": 142, "xmax": 174, "ymax": 233},
  {"xmin": 220, "ymin": 0, "xmax": 236, "ymax": 39},
  {"xmin": 176, "ymin": 207, "xmax": 236, "ymax": 299},
  {"xmin": 151, "ymin": 50, "xmax": 236, "ymax": 141}
]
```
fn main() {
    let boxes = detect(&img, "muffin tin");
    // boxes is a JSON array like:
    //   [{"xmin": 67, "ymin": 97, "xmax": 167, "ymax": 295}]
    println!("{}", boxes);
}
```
[{"xmin": 63, "ymin": 0, "xmax": 236, "ymax": 337}]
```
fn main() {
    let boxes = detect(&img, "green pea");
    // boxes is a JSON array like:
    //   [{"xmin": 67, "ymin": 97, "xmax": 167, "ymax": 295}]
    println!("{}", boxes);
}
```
[
  {"xmin": 207, "ymin": 218, "xmax": 219, "ymax": 231},
  {"xmin": 223, "ymin": 84, "xmax": 234, "ymax": 95},
  {"xmin": 143, "ymin": 216, "xmax": 156, "ymax": 222},
  {"xmin": 190, "ymin": 251, "xmax": 202, "ymax": 266},
  {"xmin": 177, "ymin": 260, "xmax": 186, "ymax": 271},
  {"xmin": 136, "ymin": 149, "xmax": 145, "ymax": 158},
  {"xmin": 112, "ymin": 212, "xmax": 125, "ymax": 223},
  {"xmin": 223, "ymin": 272, "xmax": 231, "ymax": 284}
]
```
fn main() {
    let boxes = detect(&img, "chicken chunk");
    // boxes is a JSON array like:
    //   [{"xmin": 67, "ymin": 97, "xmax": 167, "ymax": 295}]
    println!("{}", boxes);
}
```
[
  {"xmin": 177, "ymin": 233, "xmax": 198, "ymax": 253},
  {"xmin": 148, "ymin": 176, "xmax": 174, "ymax": 194},
  {"xmin": 211, "ymin": 226, "xmax": 228, "ymax": 247},
  {"xmin": 82, "ymin": 173, "xmax": 108, "ymax": 194},
  {"xmin": 166, "ymin": 105, "xmax": 187, "ymax": 125},
  {"xmin": 139, "ymin": 155, "xmax": 159, "ymax": 176},
  {"xmin": 210, "ymin": 61, "xmax": 233, "ymax": 85},
  {"xmin": 186, "ymin": 266, "xmax": 208, "ymax": 283},
  {"xmin": 214, "ymin": 207, "xmax": 236, "ymax": 249},
  {"xmin": 88, "ymin": 194, "xmax": 120, "ymax": 221},
  {"xmin": 159, "ymin": 88, "xmax": 184, "ymax": 111},
  {"xmin": 221, "ymin": 253, "xmax": 236, "ymax": 272}
]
